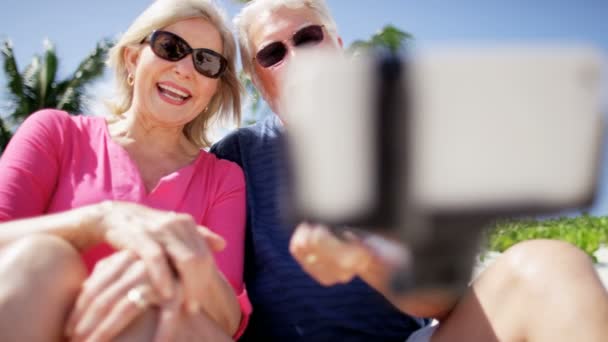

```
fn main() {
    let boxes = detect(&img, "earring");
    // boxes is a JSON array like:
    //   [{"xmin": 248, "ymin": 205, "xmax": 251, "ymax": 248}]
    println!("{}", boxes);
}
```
[{"xmin": 127, "ymin": 73, "xmax": 134, "ymax": 86}]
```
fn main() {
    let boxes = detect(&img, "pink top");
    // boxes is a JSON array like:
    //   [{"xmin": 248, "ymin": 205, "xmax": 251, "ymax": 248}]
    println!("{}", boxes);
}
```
[{"xmin": 0, "ymin": 109, "xmax": 251, "ymax": 337}]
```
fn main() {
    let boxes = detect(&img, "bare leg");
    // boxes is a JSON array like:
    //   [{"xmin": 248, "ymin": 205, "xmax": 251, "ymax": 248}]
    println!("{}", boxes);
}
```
[
  {"xmin": 114, "ymin": 309, "xmax": 233, "ymax": 342},
  {"xmin": 432, "ymin": 239, "xmax": 608, "ymax": 342},
  {"xmin": 0, "ymin": 235, "xmax": 87, "ymax": 342}
]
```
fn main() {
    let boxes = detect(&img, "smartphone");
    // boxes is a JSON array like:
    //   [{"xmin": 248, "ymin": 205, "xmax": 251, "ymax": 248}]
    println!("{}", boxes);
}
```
[{"xmin": 282, "ymin": 46, "xmax": 604, "ymax": 227}]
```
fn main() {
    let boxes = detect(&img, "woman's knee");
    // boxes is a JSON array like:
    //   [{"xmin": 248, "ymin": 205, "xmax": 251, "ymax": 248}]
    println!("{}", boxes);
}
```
[
  {"xmin": 0, "ymin": 236, "xmax": 87, "ymax": 341},
  {"xmin": 113, "ymin": 309, "xmax": 159, "ymax": 342},
  {"xmin": 0, "ymin": 235, "xmax": 86, "ymax": 289}
]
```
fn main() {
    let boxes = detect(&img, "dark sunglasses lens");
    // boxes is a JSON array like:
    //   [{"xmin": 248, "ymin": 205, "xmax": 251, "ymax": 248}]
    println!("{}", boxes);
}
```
[
  {"xmin": 293, "ymin": 25, "xmax": 324, "ymax": 47},
  {"xmin": 193, "ymin": 50, "xmax": 224, "ymax": 78},
  {"xmin": 256, "ymin": 42, "xmax": 288, "ymax": 68},
  {"xmin": 151, "ymin": 32, "xmax": 188, "ymax": 61}
]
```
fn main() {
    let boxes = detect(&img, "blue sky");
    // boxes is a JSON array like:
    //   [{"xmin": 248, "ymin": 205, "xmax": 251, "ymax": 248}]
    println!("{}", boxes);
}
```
[
  {"xmin": 1, "ymin": 0, "xmax": 607, "ymax": 214},
  {"xmin": 1, "ymin": 0, "xmax": 606, "ymax": 80}
]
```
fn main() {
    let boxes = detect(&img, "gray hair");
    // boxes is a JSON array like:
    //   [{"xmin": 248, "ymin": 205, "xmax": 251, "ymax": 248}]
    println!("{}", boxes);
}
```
[
  {"xmin": 234, "ymin": 0, "xmax": 338, "ymax": 80},
  {"xmin": 107, "ymin": 0, "xmax": 241, "ymax": 148}
]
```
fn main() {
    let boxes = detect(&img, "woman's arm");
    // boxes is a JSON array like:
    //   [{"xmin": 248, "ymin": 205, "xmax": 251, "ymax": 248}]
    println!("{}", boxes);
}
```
[
  {"xmin": 0, "ymin": 203, "xmax": 105, "ymax": 250},
  {"xmin": 196, "ymin": 162, "xmax": 249, "ymax": 337},
  {"xmin": 193, "ymin": 263, "xmax": 242, "ymax": 336},
  {"xmin": 0, "ymin": 110, "xmax": 105, "ymax": 249}
]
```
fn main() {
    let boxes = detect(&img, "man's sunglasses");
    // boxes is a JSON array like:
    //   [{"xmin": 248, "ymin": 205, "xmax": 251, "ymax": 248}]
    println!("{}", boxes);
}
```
[
  {"xmin": 254, "ymin": 24, "xmax": 325, "ymax": 68},
  {"xmin": 142, "ymin": 30, "xmax": 227, "ymax": 79}
]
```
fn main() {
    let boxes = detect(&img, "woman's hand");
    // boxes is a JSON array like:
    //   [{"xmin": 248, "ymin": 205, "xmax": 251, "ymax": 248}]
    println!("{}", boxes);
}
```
[
  {"xmin": 289, "ymin": 223, "xmax": 373, "ymax": 286},
  {"xmin": 65, "ymin": 250, "xmax": 157, "ymax": 341},
  {"xmin": 93, "ymin": 201, "xmax": 225, "ymax": 312},
  {"xmin": 66, "ymin": 250, "xmax": 191, "ymax": 342}
]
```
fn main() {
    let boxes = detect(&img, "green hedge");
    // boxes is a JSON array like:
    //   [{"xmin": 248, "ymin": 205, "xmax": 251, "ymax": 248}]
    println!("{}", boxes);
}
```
[{"xmin": 486, "ymin": 215, "xmax": 608, "ymax": 262}]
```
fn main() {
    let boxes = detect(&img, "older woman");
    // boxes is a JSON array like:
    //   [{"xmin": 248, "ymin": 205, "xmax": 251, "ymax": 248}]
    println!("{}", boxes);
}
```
[{"xmin": 0, "ymin": 0, "xmax": 248, "ymax": 341}]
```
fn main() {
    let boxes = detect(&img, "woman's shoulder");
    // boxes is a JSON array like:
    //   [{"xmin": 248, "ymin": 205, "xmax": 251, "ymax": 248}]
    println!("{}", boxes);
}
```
[
  {"xmin": 23, "ymin": 109, "xmax": 70, "ymax": 126},
  {"xmin": 16, "ymin": 109, "xmax": 74, "ymax": 140},
  {"xmin": 24, "ymin": 109, "xmax": 103, "ymax": 130},
  {"xmin": 19, "ymin": 110, "xmax": 107, "ymax": 145}
]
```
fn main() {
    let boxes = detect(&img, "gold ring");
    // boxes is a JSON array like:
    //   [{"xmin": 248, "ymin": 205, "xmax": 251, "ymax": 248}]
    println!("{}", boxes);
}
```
[
  {"xmin": 305, "ymin": 254, "xmax": 318, "ymax": 265},
  {"xmin": 187, "ymin": 301, "xmax": 201, "ymax": 314},
  {"xmin": 127, "ymin": 286, "xmax": 150, "ymax": 310}
]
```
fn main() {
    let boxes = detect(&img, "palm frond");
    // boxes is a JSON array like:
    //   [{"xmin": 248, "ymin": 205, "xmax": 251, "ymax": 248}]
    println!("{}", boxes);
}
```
[
  {"xmin": 39, "ymin": 39, "xmax": 58, "ymax": 108},
  {"xmin": 369, "ymin": 25, "xmax": 413, "ymax": 53},
  {"xmin": 57, "ymin": 39, "xmax": 112, "ymax": 112},
  {"xmin": 348, "ymin": 25, "xmax": 414, "ymax": 54},
  {"xmin": 240, "ymin": 71, "xmax": 261, "ymax": 113},
  {"xmin": 1, "ymin": 40, "xmax": 24, "ymax": 102},
  {"xmin": 12, "ymin": 55, "xmax": 42, "ymax": 121},
  {"xmin": 55, "ymin": 86, "xmax": 83, "ymax": 114},
  {"xmin": 0, "ymin": 115, "xmax": 13, "ymax": 154}
]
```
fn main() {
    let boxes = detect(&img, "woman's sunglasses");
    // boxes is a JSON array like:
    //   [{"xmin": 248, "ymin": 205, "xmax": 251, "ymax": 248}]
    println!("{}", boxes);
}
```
[
  {"xmin": 142, "ymin": 30, "xmax": 228, "ymax": 79},
  {"xmin": 254, "ymin": 24, "xmax": 325, "ymax": 68}
]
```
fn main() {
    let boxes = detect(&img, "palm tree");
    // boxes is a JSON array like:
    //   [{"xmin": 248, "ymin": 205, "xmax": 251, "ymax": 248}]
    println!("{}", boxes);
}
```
[
  {"xmin": 0, "ymin": 116, "xmax": 11, "ymax": 154},
  {"xmin": 349, "ymin": 25, "xmax": 413, "ymax": 54},
  {"xmin": 0, "ymin": 38, "xmax": 113, "ymax": 153}
]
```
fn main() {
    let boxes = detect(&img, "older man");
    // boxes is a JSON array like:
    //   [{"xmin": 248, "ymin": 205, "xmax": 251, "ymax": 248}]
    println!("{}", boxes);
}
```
[
  {"xmin": 212, "ymin": 1, "xmax": 608, "ymax": 341},
  {"xmin": 211, "ymin": 1, "xmax": 424, "ymax": 341}
]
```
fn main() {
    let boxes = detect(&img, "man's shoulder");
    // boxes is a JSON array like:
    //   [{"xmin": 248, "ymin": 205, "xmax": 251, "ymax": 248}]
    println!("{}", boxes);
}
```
[{"xmin": 211, "ymin": 115, "xmax": 283, "ymax": 163}]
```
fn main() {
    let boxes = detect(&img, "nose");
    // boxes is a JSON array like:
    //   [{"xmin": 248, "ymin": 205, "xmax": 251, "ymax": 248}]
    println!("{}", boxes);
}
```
[
  {"xmin": 279, "ymin": 45, "xmax": 299, "ymax": 68},
  {"xmin": 173, "ymin": 55, "xmax": 195, "ymax": 79},
  {"xmin": 287, "ymin": 45, "xmax": 298, "ymax": 58}
]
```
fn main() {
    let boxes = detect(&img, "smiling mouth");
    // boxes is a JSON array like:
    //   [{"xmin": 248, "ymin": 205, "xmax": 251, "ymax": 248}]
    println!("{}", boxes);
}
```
[{"xmin": 157, "ymin": 83, "xmax": 192, "ymax": 104}]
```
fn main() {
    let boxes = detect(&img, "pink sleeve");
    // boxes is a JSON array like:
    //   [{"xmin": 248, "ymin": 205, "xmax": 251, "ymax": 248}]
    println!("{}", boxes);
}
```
[
  {"xmin": 202, "ymin": 161, "xmax": 250, "ymax": 339},
  {"xmin": 0, "ymin": 110, "xmax": 66, "ymax": 221}
]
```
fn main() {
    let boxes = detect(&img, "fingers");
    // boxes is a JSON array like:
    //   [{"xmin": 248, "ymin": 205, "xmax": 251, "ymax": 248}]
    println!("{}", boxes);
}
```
[
  {"xmin": 103, "ymin": 207, "xmax": 220, "ymax": 314},
  {"xmin": 70, "ymin": 261, "xmax": 156, "ymax": 341},
  {"xmin": 156, "ymin": 216, "xmax": 220, "ymax": 315},
  {"xmin": 196, "ymin": 225, "xmax": 226, "ymax": 252},
  {"xmin": 132, "ymin": 230, "xmax": 176, "ymax": 300},
  {"xmin": 291, "ymin": 224, "xmax": 333, "ymax": 285},
  {"xmin": 86, "ymin": 285, "xmax": 159, "ymax": 342},
  {"xmin": 290, "ymin": 223, "xmax": 371, "ymax": 285},
  {"xmin": 162, "ymin": 230, "xmax": 212, "ymax": 314},
  {"xmin": 135, "ymin": 213, "xmax": 208, "ymax": 303},
  {"xmin": 154, "ymin": 287, "xmax": 184, "ymax": 342},
  {"xmin": 66, "ymin": 250, "xmax": 137, "ymax": 336}
]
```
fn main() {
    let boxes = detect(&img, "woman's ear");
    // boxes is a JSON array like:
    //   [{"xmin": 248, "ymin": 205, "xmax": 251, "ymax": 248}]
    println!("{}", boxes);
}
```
[
  {"xmin": 123, "ymin": 45, "xmax": 142, "ymax": 76},
  {"xmin": 337, "ymin": 36, "xmax": 344, "ymax": 48}
]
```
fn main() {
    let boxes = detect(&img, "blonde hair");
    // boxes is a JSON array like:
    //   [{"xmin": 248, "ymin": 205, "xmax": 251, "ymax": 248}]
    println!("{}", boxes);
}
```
[
  {"xmin": 234, "ymin": 0, "xmax": 338, "ymax": 79},
  {"xmin": 107, "ymin": 0, "xmax": 241, "ymax": 148}
]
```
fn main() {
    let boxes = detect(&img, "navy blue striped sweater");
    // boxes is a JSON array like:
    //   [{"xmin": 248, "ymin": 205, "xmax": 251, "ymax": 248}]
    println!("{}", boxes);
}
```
[{"xmin": 211, "ymin": 115, "xmax": 422, "ymax": 341}]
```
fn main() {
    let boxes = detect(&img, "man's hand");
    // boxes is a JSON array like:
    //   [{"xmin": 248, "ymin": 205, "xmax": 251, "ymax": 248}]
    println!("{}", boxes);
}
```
[
  {"xmin": 290, "ymin": 223, "xmax": 458, "ymax": 319},
  {"xmin": 289, "ymin": 223, "xmax": 373, "ymax": 285}
]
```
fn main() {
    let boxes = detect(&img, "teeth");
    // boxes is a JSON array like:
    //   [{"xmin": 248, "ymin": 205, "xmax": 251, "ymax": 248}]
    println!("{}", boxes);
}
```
[
  {"xmin": 158, "ymin": 83, "xmax": 190, "ymax": 98},
  {"xmin": 163, "ymin": 92, "xmax": 186, "ymax": 102}
]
